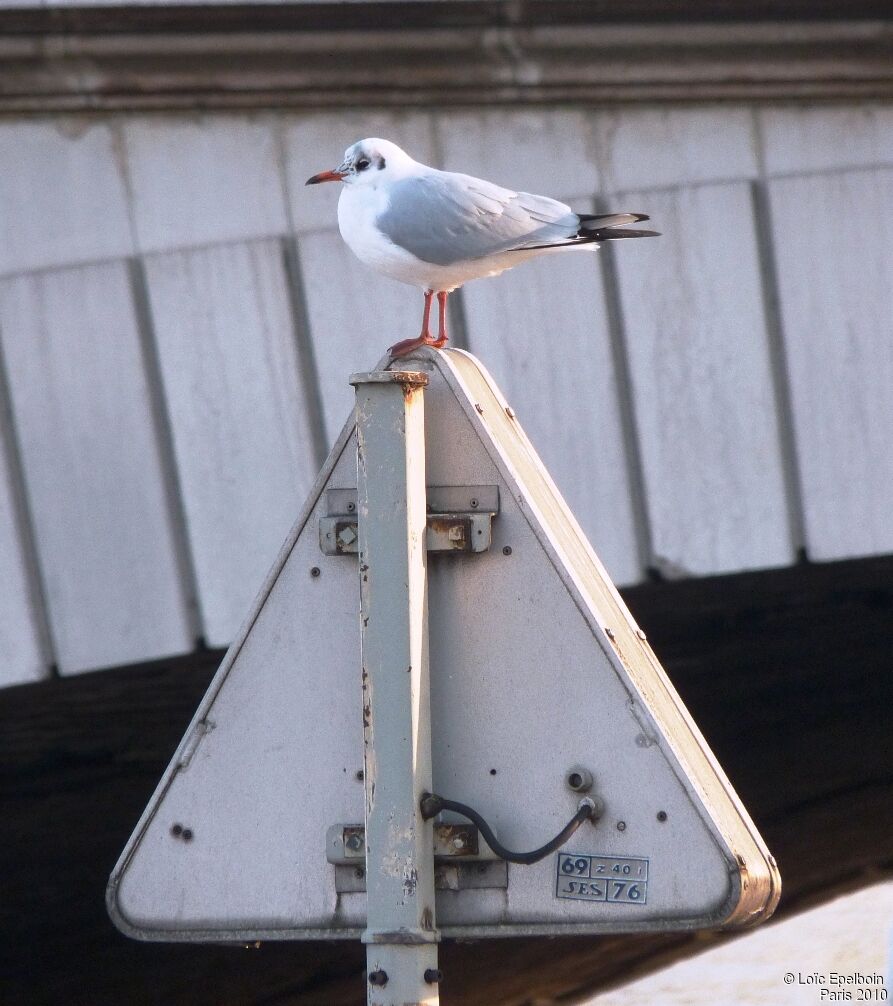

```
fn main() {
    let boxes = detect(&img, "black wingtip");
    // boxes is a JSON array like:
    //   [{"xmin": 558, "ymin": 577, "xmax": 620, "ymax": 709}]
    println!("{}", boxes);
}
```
[{"xmin": 595, "ymin": 228, "xmax": 661, "ymax": 240}]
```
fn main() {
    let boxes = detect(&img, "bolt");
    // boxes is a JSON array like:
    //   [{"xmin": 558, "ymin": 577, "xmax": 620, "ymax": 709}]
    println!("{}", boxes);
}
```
[
  {"xmin": 368, "ymin": 970, "xmax": 388, "ymax": 987},
  {"xmin": 502, "ymin": 545, "xmax": 512, "ymax": 556},
  {"xmin": 424, "ymin": 969, "xmax": 443, "ymax": 985},
  {"xmin": 657, "ymin": 810, "xmax": 668, "ymax": 822},
  {"xmin": 452, "ymin": 835, "xmax": 466, "ymax": 851},
  {"xmin": 345, "ymin": 833, "xmax": 364, "ymax": 852},
  {"xmin": 474, "ymin": 403, "xmax": 484, "ymax": 415},
  {"xmin": 182, "ymin": 828, "xmax": 193, "ymax": 842},
  {"xmin": 354, "ymin": 867, "xmax": 365, "ymax": 879},
  {"xmin": 617, "ymin": 820, "xmax": 627, "ymax": 832},
  {"xmin": 470, "ymin": 497, "xmax": 479, "ymax": 509},
  {"xmin": 505, "ymin": 406, "xmax": 515, "ymax": 419},
  {"xmin": 605, "ymin": 627, "xmax": 615, "ymax": 641},
  {"xmin": 347, "ymin": 501, "xmax": 356, "ymax": 512},
  {"xmin": 170, "ymin": 823, "xmax": 183, "ymax": 837},
  {"xmin": 636, "ymin": 629, "xmax": 647, "ymax": 641},
  {"xmin": 355, "ymin": 769, "xmax": 364, "ymax": 781},
  {"xmin": 489, "ymin": 768, "xmax": 497, "ymax": 776},
  {"xmin": 310, "ymin": 566, "xmax": 321, "ymax": 578}
]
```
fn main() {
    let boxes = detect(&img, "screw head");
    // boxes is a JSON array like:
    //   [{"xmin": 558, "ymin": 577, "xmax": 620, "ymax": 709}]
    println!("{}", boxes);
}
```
[
  {"xmin": 368, "ymin": 970, "xmax": 388, "ymax": 987},
  {"xmin": 310, "ymin": 566, "xmax": 321, "ymax": 578},
  {"xmin": 502, "ymin": 545, "xmax": 512, "ymax": 556},
  {"xmin": 617, "ymin": 820, "xmax": 627, "ymax": 832},
  {"xmin": 657, "ymin": 810, "xmax": 668, "ymax": 822},
  {"xmin": 424, "ymin": 969, "xmax": 443, "ymax": 985}
]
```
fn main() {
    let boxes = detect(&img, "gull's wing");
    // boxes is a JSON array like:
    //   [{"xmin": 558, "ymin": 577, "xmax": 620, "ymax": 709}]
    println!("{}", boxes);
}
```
[{"xmin": 375, "ymin": 170, "xmax": 585, "ymax": 266}]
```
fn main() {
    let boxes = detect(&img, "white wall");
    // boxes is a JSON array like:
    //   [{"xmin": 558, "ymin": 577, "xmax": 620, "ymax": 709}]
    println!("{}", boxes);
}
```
[{"xmin": 1, "ymin": 103, "xmax": 890, "ymax": 683}]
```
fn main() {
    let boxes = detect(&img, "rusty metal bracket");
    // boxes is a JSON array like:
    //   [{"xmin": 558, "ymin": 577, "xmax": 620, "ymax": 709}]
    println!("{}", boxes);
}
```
[
  {"xmin": 326, "ymin": 824, "xmax": 508, "ymax": 894},
  {"xmin": 326, "ymin": 823, "xmax": 496, "ymax": 865},
  {"xmin": 319, "ymin": 485, "xmax": 499, "ymax": 555}
]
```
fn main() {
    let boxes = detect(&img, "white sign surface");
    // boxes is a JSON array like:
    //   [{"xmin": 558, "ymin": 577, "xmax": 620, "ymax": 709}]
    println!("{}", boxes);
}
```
[{"xmin": 108, "ymin": 348, "xmax": 780, "ymax": 940}]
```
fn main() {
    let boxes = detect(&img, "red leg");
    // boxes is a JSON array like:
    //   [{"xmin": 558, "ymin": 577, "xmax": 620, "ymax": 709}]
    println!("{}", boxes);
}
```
[
  {"xmin": 420, "ymin": 288, "xmax": 434, "ymax": 340},
  {"xmin": 432, "ymin": 291, "xmax": 449, "ymax": 349},
  {"xmin": 388, "ymin": 289, "xmax": 447, "ymax": 358}
]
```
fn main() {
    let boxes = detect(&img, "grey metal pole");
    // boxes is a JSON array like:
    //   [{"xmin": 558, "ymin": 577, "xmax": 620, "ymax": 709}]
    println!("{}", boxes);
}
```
[{"xmin": 350, "ymin": 369, "xmax": 440, "ymax": 1006}]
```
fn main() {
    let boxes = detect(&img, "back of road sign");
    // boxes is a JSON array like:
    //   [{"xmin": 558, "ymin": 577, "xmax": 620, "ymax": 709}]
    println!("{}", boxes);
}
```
[{"xmin": 107, "ymin": 348, "xmax": 780, "ymax": 940}]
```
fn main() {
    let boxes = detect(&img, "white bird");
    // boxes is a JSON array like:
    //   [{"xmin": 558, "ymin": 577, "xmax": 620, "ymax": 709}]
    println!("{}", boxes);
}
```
[{"xmin": 306, "ymin": 138, "xmax": 658, "ymax": 358}]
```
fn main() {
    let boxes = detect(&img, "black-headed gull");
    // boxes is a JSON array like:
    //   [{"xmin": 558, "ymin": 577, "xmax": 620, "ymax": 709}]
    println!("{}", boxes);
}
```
[{"xmin": 306, "ymin": 138, "xmax": 658, "ymax": 358}]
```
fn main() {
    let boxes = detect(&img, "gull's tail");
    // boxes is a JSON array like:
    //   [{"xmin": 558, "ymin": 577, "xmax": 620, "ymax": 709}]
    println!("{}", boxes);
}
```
[
  {"xmin": 577, "ymin": 212, "xmax": 661, "ymax": 242},
  {"xmin": 511, "ymin": 212, "xmax": 660, "ymax": 252}
]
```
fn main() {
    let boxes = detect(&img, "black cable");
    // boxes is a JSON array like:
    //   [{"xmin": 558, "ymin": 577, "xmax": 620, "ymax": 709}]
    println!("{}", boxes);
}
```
[{"xmin": 420, "ymin": 792, "xmax": 600, "ymax": 866}]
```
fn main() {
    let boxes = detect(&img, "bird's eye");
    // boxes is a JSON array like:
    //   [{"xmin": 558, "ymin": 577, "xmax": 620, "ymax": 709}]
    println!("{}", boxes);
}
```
[{"xmin": 356, "ymin": 158, "xmax": 371, "ymax": 171}]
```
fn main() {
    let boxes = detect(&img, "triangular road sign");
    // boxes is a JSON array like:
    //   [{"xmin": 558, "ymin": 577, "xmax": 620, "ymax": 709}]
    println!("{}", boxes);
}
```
[{"xmin": 108, "ymin": 348, "xmax": 780, "ymax": 941}]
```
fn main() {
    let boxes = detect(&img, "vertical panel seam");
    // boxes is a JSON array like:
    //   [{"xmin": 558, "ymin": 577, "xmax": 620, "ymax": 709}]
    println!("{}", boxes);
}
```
[
  {"xmin": 128, "ymin": 256, "xmax": 206, "ymax": 644},
  {"xmin": 282, "ymin": 236, "xmax": 330, "ymax": 469},
  {"xmin": 595, "ymin": 195, "xmax": 654, "ymax": 582},
  {"xmin": 0, "ymin": 313, "xmax": 58, "ymax": 675},
  {"xmin": 750, "ymin": 116, "xmax": 808, "ymax": 560},
  {"xmin": 275, "ymin": 115, "xmax": 331, "ymax": 468}
]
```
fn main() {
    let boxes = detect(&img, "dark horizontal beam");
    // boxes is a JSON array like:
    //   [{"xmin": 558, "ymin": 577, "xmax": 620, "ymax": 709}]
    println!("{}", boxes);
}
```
[
  {"xmin": 0, "ymin": 14, "xmax": 890, "ymax": 111},
  {"xmin": 1, "ymin": 2, "xmax": 891, "ymax": 36},
  {"xmin": 2, "ymin": 554, "xmax": 892, "ymax": 1004}
]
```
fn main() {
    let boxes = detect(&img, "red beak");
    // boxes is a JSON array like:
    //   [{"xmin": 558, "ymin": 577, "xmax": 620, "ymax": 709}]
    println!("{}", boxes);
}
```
[{"xmin": 305, "ymin": 169, "xmax": 346, "ymax": 185}]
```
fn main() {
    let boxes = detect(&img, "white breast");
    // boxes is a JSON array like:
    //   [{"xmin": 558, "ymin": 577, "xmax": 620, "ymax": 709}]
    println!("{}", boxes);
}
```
[{"xmin": 337, "ymin": 186, "xmax": 422, "ymax": 285}]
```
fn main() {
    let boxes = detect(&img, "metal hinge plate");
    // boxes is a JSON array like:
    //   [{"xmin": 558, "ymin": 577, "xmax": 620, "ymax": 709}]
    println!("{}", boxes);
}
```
[
  {"xmin": 326, "ymin": 823, "xmax": 507, "ymax": 893},
  {"xmin": 327, "ymin": 823, "xmax": 496, "ymax": 864},
  {"xmin": 320, "ymin": 485, "xmax": 498, "ymax": 555}
]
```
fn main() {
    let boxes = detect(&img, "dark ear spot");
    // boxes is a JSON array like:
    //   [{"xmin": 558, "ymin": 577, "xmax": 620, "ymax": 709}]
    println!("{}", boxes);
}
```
[{"xmin": 376, "ymin": 155, "xmax": 386, "ymax": 170}]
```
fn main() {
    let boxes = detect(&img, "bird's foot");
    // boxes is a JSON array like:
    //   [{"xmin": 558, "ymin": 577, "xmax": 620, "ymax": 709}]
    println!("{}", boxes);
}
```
[{"xmin": 387, "ymin": 334, "xmax": 447, "ymax": 359}]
